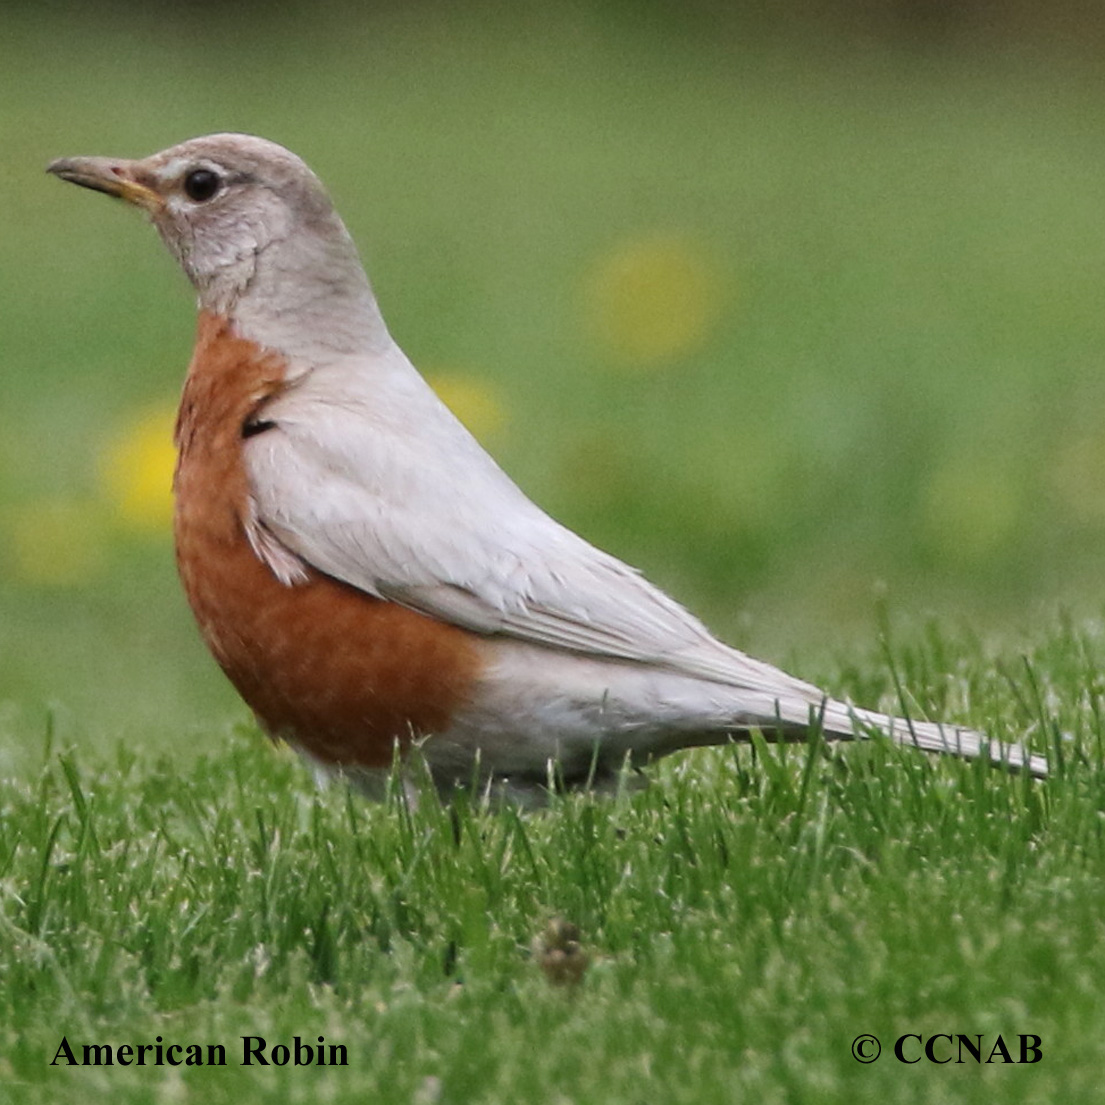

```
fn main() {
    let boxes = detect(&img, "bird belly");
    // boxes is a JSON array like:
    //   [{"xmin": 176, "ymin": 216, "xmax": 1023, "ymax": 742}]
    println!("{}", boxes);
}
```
[{"xmin": 175, "ymin": 533, "xmax": 485, "ymax": 768}]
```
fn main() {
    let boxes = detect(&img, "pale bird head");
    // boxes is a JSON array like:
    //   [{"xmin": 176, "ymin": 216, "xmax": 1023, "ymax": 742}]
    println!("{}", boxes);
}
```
[{"xmin": 48, "ymin": 133, "xmax": 386, "ymax": 358}]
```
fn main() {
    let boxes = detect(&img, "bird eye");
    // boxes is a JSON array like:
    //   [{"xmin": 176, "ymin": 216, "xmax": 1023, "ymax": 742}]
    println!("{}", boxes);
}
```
[{"xmin": 183, "ymin": 168, "xmax": 221, "ymax": 202}]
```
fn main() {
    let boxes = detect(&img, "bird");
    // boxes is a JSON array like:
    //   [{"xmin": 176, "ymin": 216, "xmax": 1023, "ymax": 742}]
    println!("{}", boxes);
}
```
[{"xmin": 47, "ymin": 134, "xmax": 1048, "ymax": 799}]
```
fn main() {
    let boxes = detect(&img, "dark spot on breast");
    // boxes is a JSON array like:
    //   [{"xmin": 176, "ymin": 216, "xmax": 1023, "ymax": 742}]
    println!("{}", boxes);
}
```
[{"xmin": 242, "ymin": 418, "xmax": 276, "ymax": 439}]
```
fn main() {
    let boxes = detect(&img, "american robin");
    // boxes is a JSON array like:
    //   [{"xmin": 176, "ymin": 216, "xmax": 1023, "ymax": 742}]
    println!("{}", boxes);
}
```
[{"xmin": 47, "ymin": 134, "xmax": 1047, "ymax": 797}]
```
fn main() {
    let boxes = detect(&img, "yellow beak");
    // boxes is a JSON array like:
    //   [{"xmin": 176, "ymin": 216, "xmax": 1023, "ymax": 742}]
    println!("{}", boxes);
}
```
[{"xmin": 47, "ymin": 156, "xmax": 163, "ymax": 212}]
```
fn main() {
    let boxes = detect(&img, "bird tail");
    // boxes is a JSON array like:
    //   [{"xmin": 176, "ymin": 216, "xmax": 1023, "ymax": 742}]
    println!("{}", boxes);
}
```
[{"xmin": 809, "ymin": 697, "xmax": 1049, "ymax": 778}]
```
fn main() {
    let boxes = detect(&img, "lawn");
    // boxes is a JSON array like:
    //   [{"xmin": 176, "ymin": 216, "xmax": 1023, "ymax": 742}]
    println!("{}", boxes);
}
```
[
  {"xmin": 3, "ymin": 3, "xmax": 1105, "ymax": 1101},
  {"xmin": 0, "ymin": 618, "xmax": 1097, "ymax": 1104}
]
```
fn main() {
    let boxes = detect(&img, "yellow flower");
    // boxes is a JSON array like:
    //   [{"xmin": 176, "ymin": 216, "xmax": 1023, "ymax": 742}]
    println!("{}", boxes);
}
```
[
  {"xmin": 6, "ymin": 499, "xmax": 107, "ymax": 587},
  {"xmin": 584, "ymin": 233, "xmax": 724, "ymax": 367},
  {"xmin": 100, "ymin": 405, "xmax": 177, "ymax": 533},
  {"xmin": 427, "ymin": 373, "xmax": 506, "ymax": 440}
]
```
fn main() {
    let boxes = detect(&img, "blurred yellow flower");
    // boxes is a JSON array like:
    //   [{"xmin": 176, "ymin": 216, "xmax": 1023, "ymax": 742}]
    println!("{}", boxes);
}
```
[
  {"xmin": 6, "ymin": 499, "xmax": 107, "ymax": 587},
  {"xmin": 99, "ymin": 405, "xmax": 177, "ymax": 533},
  {"xmin": 921, "ymin": 458, "xmax": 1020, "ymax": 565},
  {"xmin": 427, "ymin": 372, "xmax": 506, "ymax": 440},
  {"xmin": 584, "ymin": 233, "xmax": 724, "ymax": 367}
]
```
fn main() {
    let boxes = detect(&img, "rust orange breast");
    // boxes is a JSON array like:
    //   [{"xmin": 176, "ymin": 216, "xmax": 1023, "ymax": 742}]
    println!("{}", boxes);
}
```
[{"xmin": 173, "ymin": 312, "xmax": 483, "ymax": 767}]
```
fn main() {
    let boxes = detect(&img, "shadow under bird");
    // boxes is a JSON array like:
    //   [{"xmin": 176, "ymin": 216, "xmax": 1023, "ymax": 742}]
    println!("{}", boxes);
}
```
[{"xmin": 47, "ymin": 134, "xmax": 1048, "ymax": 798}]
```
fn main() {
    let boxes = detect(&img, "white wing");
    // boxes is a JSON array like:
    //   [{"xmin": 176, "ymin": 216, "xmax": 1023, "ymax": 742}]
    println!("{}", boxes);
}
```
[{"xmin": 245, "ymin": 346, "xmax": 810, "ymax": 698}]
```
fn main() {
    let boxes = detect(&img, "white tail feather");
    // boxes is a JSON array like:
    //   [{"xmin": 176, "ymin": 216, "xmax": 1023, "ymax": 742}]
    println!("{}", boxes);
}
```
[{"xmin": 808, "ymin": 699, "xmax": 1049, "ymax": 777}]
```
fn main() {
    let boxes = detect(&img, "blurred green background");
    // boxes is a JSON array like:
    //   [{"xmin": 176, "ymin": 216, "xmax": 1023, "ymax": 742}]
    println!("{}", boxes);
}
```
[{"xmin": 5, "ymin": 1, "xmax": 1105, "ymax": 775}]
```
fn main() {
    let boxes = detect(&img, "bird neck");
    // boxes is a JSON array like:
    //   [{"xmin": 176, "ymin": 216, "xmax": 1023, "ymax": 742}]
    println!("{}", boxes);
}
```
[{"xmin": 199, "ymin": 220, "xmax": 393, "ymax": 372}]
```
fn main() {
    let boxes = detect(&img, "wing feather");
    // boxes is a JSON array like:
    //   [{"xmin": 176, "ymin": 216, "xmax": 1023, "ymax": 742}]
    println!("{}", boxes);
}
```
[{"xmin": 245, "ymin": 352, "xmax": 793, "ymax": 694}]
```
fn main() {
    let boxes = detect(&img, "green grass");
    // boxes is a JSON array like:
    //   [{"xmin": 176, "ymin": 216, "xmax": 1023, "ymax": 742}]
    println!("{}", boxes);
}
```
[
  {"xmin": 6, "ymin": 5, "xmax": 1105, "ymax": 1100},
  {"xmin": 1, "ymin": 618, "xmax": 1100, "ymax": 1104}
]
